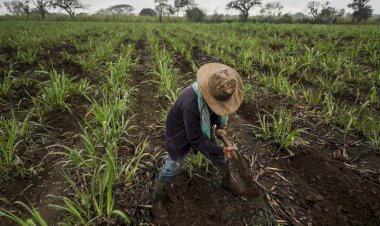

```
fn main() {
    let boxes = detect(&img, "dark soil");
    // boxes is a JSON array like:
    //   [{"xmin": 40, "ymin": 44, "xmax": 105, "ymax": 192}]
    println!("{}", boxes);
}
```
[
  {"xmin": 1, "ymin": 30, "xmax": 380, "ymax": 226},
  {"xmin": 0, "ymin": 108, "xmax": 84, "ymax": 225},
  {"xmin": 0, "ymin": 37, "xmax": 92, "ymax": 226},
  {"xmin": 288, "ymin": 151, "xmax": 380, "ymax": 225}
]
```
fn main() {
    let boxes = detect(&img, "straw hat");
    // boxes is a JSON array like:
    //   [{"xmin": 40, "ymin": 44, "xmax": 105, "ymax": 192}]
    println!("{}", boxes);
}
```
[{"xmin": 197, "ymin": 63, "xmax": 243, "ymax": 116}]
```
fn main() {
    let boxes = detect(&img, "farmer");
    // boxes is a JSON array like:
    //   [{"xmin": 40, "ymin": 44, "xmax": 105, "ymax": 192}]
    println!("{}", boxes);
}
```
[{"xmin": 152, "ymin": 63, "xmax": 244, "ymax": 218}]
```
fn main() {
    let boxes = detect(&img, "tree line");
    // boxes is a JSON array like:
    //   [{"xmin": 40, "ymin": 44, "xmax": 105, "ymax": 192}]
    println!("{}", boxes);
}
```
[{"xmin": 0, "ymin": 0, "xmax": 376, "ymax": 23}]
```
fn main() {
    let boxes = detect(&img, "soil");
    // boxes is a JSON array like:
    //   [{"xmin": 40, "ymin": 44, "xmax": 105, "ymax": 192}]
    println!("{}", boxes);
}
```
[
  {"xmin": 150, "ymin": 38, "xmax": 380, "ymax": 226},
  {"xmin": 1, "ymin": 30, "xmax": 380, "ymax": 226},
  {"xmin": 0, "ymin": 108, "xmax": 84, "ymax": 225},
  {"xmin": 0, "ymin": 36, "xmax": 91, "ymax": 225}
]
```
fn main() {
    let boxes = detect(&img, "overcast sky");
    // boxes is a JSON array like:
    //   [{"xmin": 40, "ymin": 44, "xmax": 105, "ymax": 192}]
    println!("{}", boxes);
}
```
[{"xmin": 0, "ymin": 0, "xmax": 379, "ymax": 15}]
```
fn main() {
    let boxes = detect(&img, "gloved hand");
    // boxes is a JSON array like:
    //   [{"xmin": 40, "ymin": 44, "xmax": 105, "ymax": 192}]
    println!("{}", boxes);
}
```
[{"xmin": 223, "ymin": 146, "xmax": 238, "ymax": 160}]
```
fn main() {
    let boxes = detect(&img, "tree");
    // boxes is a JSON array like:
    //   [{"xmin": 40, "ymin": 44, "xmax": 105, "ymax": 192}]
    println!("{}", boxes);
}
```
[
  {"xmin": 260, "ymin": 2, "xmax": 284, "ymax": 17},
  {"xmin": 32, "ymin": 0, "xmax": 51, "ymax": 19},
  {"xmin": 186, "ymin": 7, "xmax": 205, "ymax": 22},
  {"xmin": 305, "ymin": 1, "xmax": 333, "ymax": 21},
  {"xmin": 96, "ymin": 4, "xmax": 134, "ymax": 15},
  {"xmin": 211, "ymin": 9, "xmax": 223, "ymax": 22},
  {"xmin": 51, "ymin": 0, "xmax": 85, "ymax": 17},
  {"xmin": 320, "ymin": 6, "xmax": 345, "ymax": 23},
  {"xmin": 167, "ymin": 5, "xmax": 177, "ymax": 18},
  {"xmin": 348, "ymin": 0, "xmax": 373, "ymax": 22},
  {"xmin": 106, "ymin": 4, "xmax": 134, "ymax": 15},
  {"xmin": 4, "ymin": 1, "xmax": 30, "ymax": 16},
  {"xmin": 174, "ymin": 0, "xmax": 195, "ymax": 13},
  {"xmin": 139, "ymin": 8, "xmax": 156, "ymax": 16},
  {"xmin": 305, "ymin": 1, "xmax": 324, "ymax": 20},
  {"xmin": 226, "ymin": 0, "xmax": 262, "ymax": 21},
  {"xmin": 154, "ymin": 0, "xmax": 169, "ymax": 22}
]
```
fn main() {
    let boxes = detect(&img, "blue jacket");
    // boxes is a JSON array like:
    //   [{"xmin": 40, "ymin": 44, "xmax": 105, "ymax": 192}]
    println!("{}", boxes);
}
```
[{"xmin": 165, "ymin": 85, "xmax": 225, "ymax": 160}]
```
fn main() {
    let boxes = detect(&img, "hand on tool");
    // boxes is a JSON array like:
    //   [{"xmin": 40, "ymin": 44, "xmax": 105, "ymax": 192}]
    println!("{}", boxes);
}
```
[
  {"xmin": 216, "ymin": 128, "xmax": 227, "ymax": 137},
  {"xmin": 223, "ymin": 146, "xmax": 238, "ymax": 160}
]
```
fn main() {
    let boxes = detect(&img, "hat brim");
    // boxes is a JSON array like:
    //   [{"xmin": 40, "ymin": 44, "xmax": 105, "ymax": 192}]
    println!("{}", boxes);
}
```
[{"xmin": 197, "ymin": 63, "xmax": 243, "ymax": 116}]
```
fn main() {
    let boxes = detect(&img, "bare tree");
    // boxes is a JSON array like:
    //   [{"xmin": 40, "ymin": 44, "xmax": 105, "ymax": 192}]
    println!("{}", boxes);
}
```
[
  {"xmin": 154, "ymin": 0, "xmax": 169, "ymax": 22},
  {"xmin": 226, "ymin": 0, "xmax": 262, "ymax": 21},
  {"xmin": 32, "ymin": 0, "xmax": 51, "ymax": 19},
  {"xmin": 51, "ymin": 0, "xmax": 86, "ymax": 17},
  {"xmin": 4, "ymin": 0, "xmax": 30, "ymax": 16},
  {"xmin": 305, "ymin": 1, "xmax": 329, "ymax": 21},
  {"xmin": 260, "ymin": 2, "xmax": 284, "ymax": 17}
]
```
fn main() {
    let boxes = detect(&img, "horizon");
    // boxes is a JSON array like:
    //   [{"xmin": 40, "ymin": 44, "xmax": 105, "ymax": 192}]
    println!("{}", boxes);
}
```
[{"xmin": 0, "ymin": 0, "xmax": 379, "ymax": 16}]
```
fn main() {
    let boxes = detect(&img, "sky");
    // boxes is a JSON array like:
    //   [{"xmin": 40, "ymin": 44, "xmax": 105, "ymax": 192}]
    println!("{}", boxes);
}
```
[{"xmin": 0, "ymin": 0, "xmax": 379, "ymax": 15}]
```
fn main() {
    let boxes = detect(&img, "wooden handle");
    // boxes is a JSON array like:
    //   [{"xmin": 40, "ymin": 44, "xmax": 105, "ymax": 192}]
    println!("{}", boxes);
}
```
[
  {"xmin": 218, "ymin": 133, "xmax": 233, "ymax": 147},
  {"xmin": 217, "ymin": 133, "xmax": 239, "ymax": 160}
]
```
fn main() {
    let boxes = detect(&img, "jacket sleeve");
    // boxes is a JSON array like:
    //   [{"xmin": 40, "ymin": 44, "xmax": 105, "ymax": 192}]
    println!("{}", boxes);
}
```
[{"xmin": 183, "ymin": 103, "xmax": 224, "ymax": 157}]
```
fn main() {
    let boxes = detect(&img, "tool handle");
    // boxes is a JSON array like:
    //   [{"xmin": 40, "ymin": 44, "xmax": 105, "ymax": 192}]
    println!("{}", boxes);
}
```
[
  {"xmin": 218, "ymin": 133, "xmax": 233, "ymax": 147},
  {"xmin": 217, "ymin": 133, "xmax": 239, "ymax": 160}
]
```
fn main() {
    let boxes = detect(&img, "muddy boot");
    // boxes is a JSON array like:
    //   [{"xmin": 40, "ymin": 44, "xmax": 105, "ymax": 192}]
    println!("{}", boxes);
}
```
[
  {"xmin": 152, "ymin": 180, "xmax": 170, "ymax": 220},
  {"xmin": 216, "ymin": 163, "xmax": 246, "ymax": 195}
]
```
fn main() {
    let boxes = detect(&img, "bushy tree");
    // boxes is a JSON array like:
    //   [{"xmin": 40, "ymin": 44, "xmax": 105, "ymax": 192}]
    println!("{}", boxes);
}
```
[
  {"xmin": 96, "ymin": 4, "xmax": 134, "ymax": 15},
  {"xmin": 320, "ymin": 6, "xmax": 345, "ymax": 23},
  {"xmin": 226, "ymin": 0, "xmax": 262, "ymax": 21},
  {"xmin": 139, "ymin": 8, "xmax": 156, "ymax": 16},
  {"xmin": 281, "ymin": 13, "xmax": 293, "ymax": 23},
  {"xmin": 211, "ymin": 9, "xmax": 223, "ymax": 22},
  {"xmin": 260, "ymin": 2, "xmax": 283, "ymax": 17},
  {"xmin": 107, "ymin": 4, "xmax": 134, "ymax": 15},
  {"xmin": 348, "ymin": 0, "xmax": 373, "ymax": 22},
  {"xmin": 51, "ymin": 0, "xmax": 85, "ymax": 17},
  {"xmin": 4, "ymin": 0, "xmax": 30, "ymax": 16},
  {"xmin": 186, "ymin": 7, "xmax": 205, "ymax": 22},
  {"xmin": 305, "ymin": 1, "xmax": 345, "ymax": 23}
]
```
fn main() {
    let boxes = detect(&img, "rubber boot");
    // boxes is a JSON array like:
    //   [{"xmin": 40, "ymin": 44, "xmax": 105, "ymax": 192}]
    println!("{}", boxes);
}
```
[
  {"xmin": 152, "ymin": 180, "xmax": 170, "ymax": 220},
  {"xmin": 216, "ymin": 163, "xmax": 246, "ymax": 195}
]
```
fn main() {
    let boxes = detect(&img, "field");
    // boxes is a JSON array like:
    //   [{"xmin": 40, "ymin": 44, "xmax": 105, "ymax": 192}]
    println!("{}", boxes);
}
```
[{"xmin": 0, "ymin": 21, "xmax": 379, "ymax": 225}]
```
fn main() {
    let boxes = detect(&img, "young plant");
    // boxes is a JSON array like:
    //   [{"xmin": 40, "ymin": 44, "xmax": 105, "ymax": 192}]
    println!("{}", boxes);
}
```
[
  {"xmin": 369, "ymin": 83, "xmax": 378, "ymax": 105},
  {"xmin": 0, "ymin": 114, "xmax": 21, "ymax": 178},
  {"xmin": 50, "ymin": 163, "xmax": 131, "ymax": 225},
  {"xmin": 50, "ymin": 142, "xmax": 151, "ymax": 225},
  {"xmin": 255, "ymin": 108, "xmax": 306, "ymax": 150},
  {"xmin": 107, "ymin": 47, "xmax": 137, "ymax": 98},
  {"xmin": 185, "ymin": 153, "xmax": 212, "ymax": 178},
  {"xmin": 243, "ymin": 83, "xmax": 255, "ymax": 103},
  {"xmin": 0, "ymin": 201, "xmax": 47, "ymax": 226},
  {"xmin": 152, "ymin": 55, "xmax": 181, "ymax": 104},
  {"xmin": 16, "ymin": 47, "xmax": 37, "ymax": 64},
  {"xmin": 88, "ymin": 91, "xmax": 133, "ymax": 150},
  {"xmin": 323, "ymin": 92, "xmax": 336, "ymax": 119},
  {"xmin": 0, "ymin": 111, "xmax": 38, "ymax": 178},
  {"xmin": 39, "ymin": 70, "xmax": 89, "ymax": 110},
  {"xmin": 368, "ymin": 128, "xmax": 380, "ymax": 151},
  {"xmin": 0, "ymin": 70, "xmax": 14, "ymax": 98},
  {"xmin": 299, "ymin": 85, "xmax": 324, "ymax": 106},
  {"xmin": 260, "ymin": 72, "xmax": 296, "ymax": 98}
]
